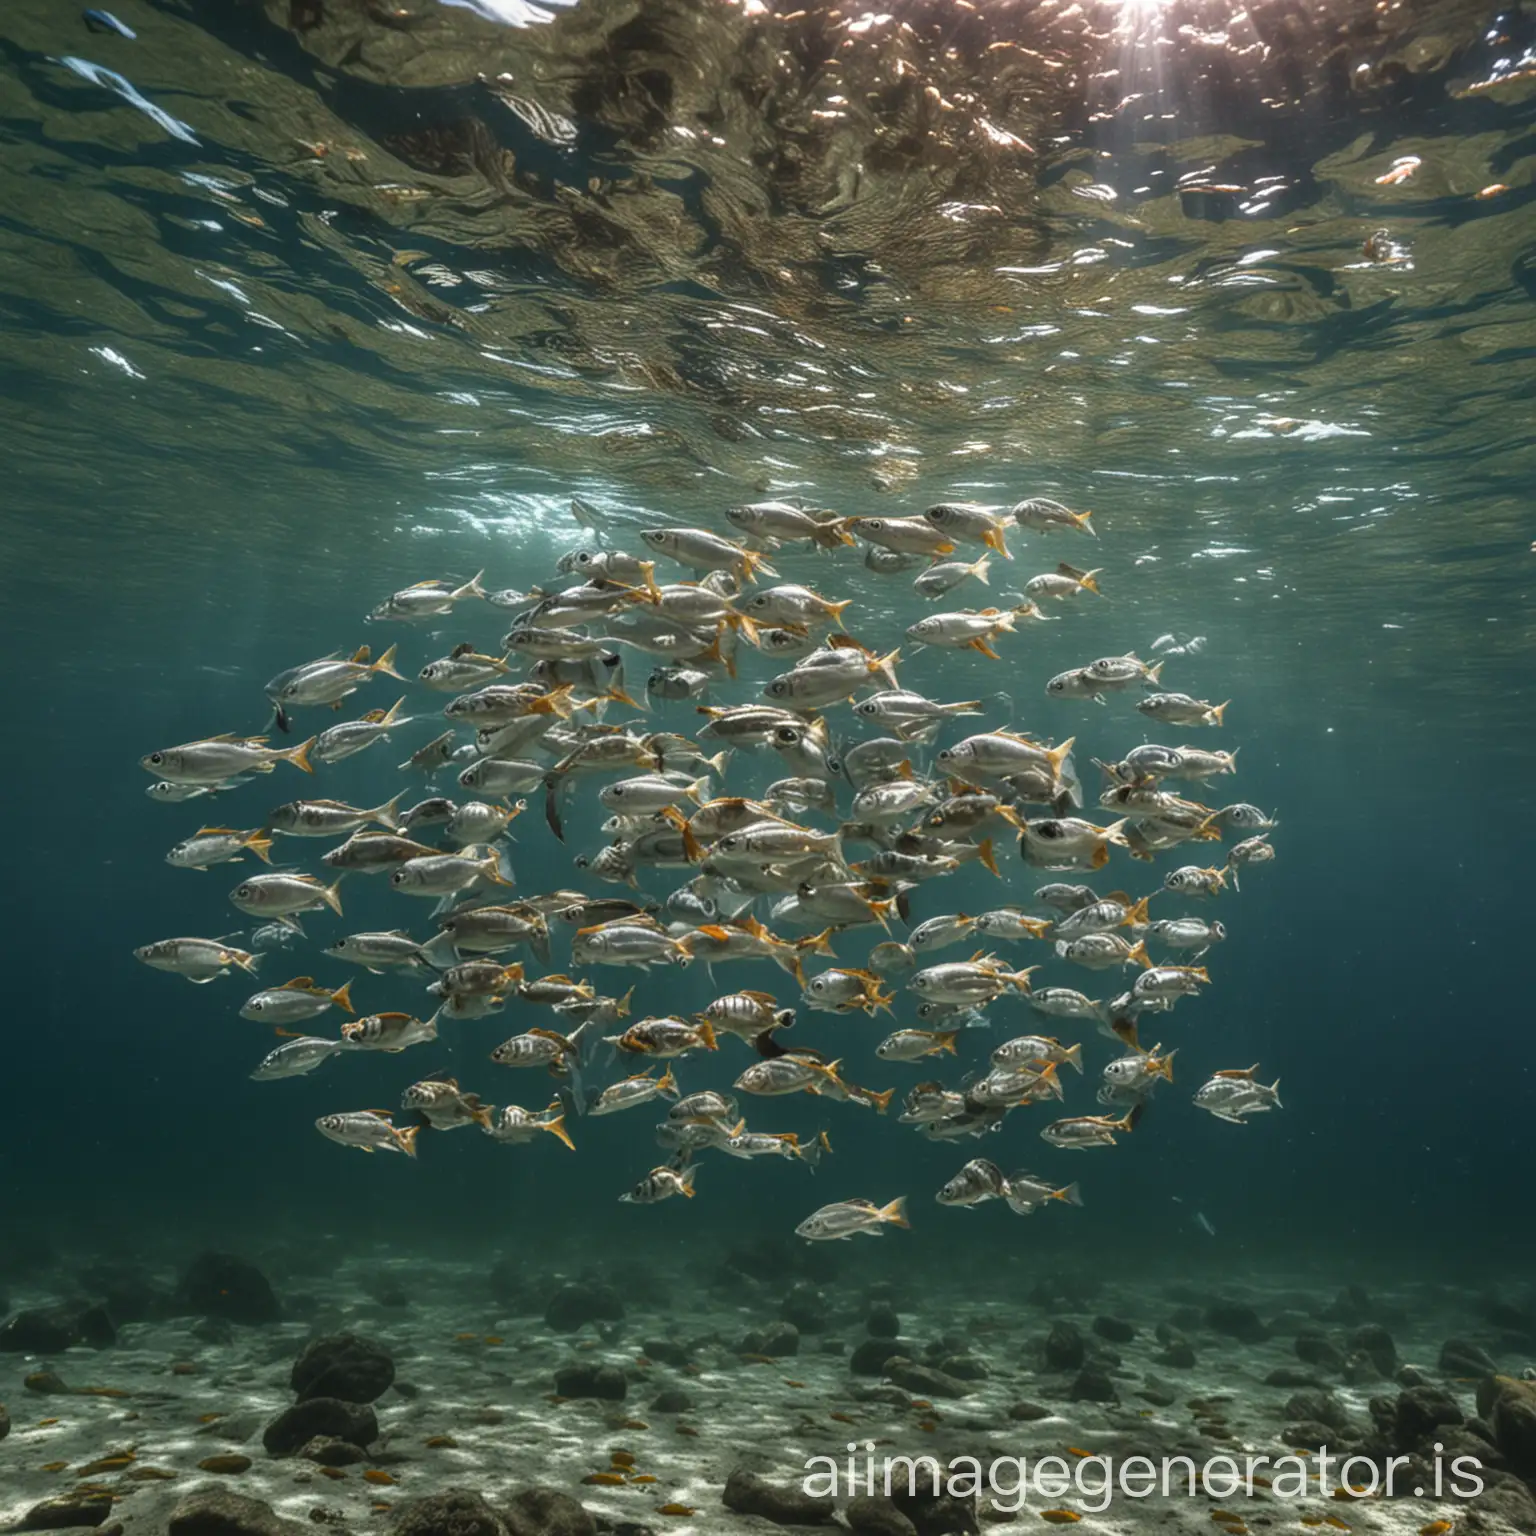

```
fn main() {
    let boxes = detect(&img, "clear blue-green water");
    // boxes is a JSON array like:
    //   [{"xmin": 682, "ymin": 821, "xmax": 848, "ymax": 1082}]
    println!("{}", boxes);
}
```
[{"xmin": 3, "ymin": 0, "xmax": 1534, "ymax": 1306}]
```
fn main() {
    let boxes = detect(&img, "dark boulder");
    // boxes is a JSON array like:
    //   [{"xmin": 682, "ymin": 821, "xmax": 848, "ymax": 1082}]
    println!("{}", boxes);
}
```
[
  {"xmin": 1483, "ymin": 1376, "xmax": 1536, "ymax": 1476},
  {"xmin": 1281, "ymin": 1420, "xmax": 1334, "ymax": 1449},
  {"xmin": 866, "ymin": 1303, "xmax": 900, "ymax": 1339},
  {"xmin": 851, "ymin": 1337, "xmax": 907, "ymax": 1376},
  {"xmin": 1156, "ymin": 1342, "xmax": 1196, "ymax": 1370},
  {"xmin": 781, "ymin": 1282, "xmax": 829, "ymax": 1333},
  {"xmin": 1284, "ymin": 1390, "xmax": 1349, "ymax": 1430},
  {"xmin": 723, "ymin": 1468, "xmax": 834, "ymax": 1526},
  {"xmin": 390, "ymin": 1490, "xmax": 510, "ymax": 1536},
  {"xmin": 737, "ymin": 1321, "xmax": 799, "ymax": 1358},
  {"xmin": 1043, "ymin": 1321, "xmax": 1085, "ymax": 1371},
  {"xmin": 0, "ymin": 1401, "xmax": 10, "ymax": 1440},
  {"xmin": 884, "ymin": 1357, "xmax": 968, "ymax": 1398},
  {"xmin": 1069, "ymin": 1366, "xmax": 1118, "ymax": 1402},
  {"xmin": 936, "ymin": 1354, "xmax": 988, "ymax": 1382},
  {"xmin": 15, "ymin": 1492, "xmax": 115, "ymax": 1530},
  {"xmin": 176, "ymin": 1254, "xmax": 280, "ymax": 1326},
  {"xmin": 1349, "ymin": 1324, "xmax": 1396, "ymax": 1377},
  {"xmin": 650, "ymin": 1388, "xmax": 692, "ymax": 1414},
  {"xmin": 1205, "ymin": 1303, "xmax": 1266, "ymax": 1343},
  {"xmin": 262, "ymin": 1397, "xmax": 377, "ymax": 1456},
  {"xmin": 1439, "ymin": 1337, "xmax": 1498, "ymax": 1377},
  {"xmin": 886, "ymin": 1480, "xmax": 979, "ymax": 1536},
  {"xmin": 299, "ymin": 1436, "xmax": 367, "ymax": 1467},
  {"xmin": 552, "ymin": 1363, "xmax": 626, "ymax": 1401},
  {"xmin": 488, "ymin": 1259, "xmax": 525, "ymax": 1307},
  {"xmin": 1295, "ymin": 1331, "xmax": 1343, "ymax": 1369},
  {"xmin": 1393, "ymin": 1385, "xmax": 1463, "ymax": 1447},
  {"xmin": 500, "ymin": 1488, "xmax": 597, "ymax": 1536},
  {"xmin": 846, "ymin": 1496, "xmax": 919, "ymax": 1535},
  {"xmin": 1007, "ymin": 1401, "xmax": 1051, "ymax": 1421},
  {"xmin": 0, "ymin": 1302, "xmax": 117, "ymax": 1354},
  {"xmin": 543, "ymin": 1282, "xmax": 623, "ymax": 1334},
  {"xmin": 640, "ymin": 1338, "xmax": 690, "ymax": 1367},
  {"xmin": 290, "ymin": 1334, "xmax": 395, "ymax": 1404},
  {"xmin": 1092, "ymin": 1316, "xmax": 1135, "ymax": 1343},
  {"xmin": 167, "ymin": 1488, "xmax": 308, "ymax": 1536}
]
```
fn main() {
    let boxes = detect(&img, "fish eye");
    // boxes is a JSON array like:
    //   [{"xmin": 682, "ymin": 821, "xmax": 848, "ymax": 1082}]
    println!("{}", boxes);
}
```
[
  {"xmin": 865, "ymin": 519, "xmax": 884, "ymax": 530},
  {"xmin": 767, "ymin": 680, "xmax": 787, "ymax": 697},
  {"xmin": 235, "ymin": 884, "xmax": 251, "ymax": 898},
  {"xmin": 1048, "ymin": 679, "xmax": 1063, "ymax": 692}
]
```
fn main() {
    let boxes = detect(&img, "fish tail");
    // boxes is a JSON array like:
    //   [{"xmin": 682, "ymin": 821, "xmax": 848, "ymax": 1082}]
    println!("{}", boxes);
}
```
[
  {"xmin": 1054, "ymin": 1182, "xmax": 1084, "ymax": 1207},
  {"xmin": 1073, "ymin": 509, "xmax": 1096, "ymax": 537},
  {"xmin": 372, "ymin": 791, "xmax": 405, "ymax": 831},
  {"xmin": 246, "ymin": 834, "xmax": 274, "ymax": 864},
  {"xmin": 283, "ymin": 737, "xmax": 316, "ymax": 774},
  {"xmin": 321, "ymin": 877, "xmax": 345, "ymax": 917},
  {"xmin": 329, "ymin": 980, "xmax": 355, "ymax": 1014},
  {"xmin": 969, "ymin": 637, "xmax": 1001, "ymax": 660},
  {"xmin": 971, "ymin": 554, "xmax": 991, "ymax": 586},
  {"xmin": 976, "ymin": 837, "xmax": 1000, "ymax": 878},
  {"xmin": 1062, "ymin": 1042, "xmax": 1084, "ymax": 1074},
  {"xmin": 878, "ymin": 1194, "xmax": 909, "ymax": 1227},
  {"xmin": 397, "ymin": 1125, "xmax": 421, "ymax": 1158},
  {"xmin": 982, "ymin": 525, "xmax": 1010, "ymax": 559},
  {"xmin": 739, "ymin": 547, "xmax": 778, "ymax": 583},
  {"xmin": 372, "ymin": 643, "xmax": 406, "ymax": 681},
  {"xmin": 677, "ymin": 1163, "xmax": 700, "ymax": 1197},
  {"xmin": 379, "ymin": 695, "xmax": 408, "ymax": 727},
  {"xmin": 455, "ymin": 569, "xmax": 488, "ymax": 601},
  {"xmin": 543, "ymin": 1113, "xmax": 576, "ymax": 1150}
]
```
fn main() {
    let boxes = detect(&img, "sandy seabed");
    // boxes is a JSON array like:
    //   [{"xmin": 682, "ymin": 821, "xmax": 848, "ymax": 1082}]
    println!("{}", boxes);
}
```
[{"xmin": 2, "ymin": 1247, "xmax": 1533, "ymax": 1536}]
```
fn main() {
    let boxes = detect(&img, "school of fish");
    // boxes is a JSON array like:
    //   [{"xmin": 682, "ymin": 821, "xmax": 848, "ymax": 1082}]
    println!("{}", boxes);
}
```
[{"xmin": 135, "ymin": 493, "xmax": 1280, "ymax": 1235}]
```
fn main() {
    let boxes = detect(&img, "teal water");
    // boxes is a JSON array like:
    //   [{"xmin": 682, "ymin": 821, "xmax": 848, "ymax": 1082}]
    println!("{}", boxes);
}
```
[{"xmin": 2, "ymin": 0, "xmax": 1534, "ymax": 1274}]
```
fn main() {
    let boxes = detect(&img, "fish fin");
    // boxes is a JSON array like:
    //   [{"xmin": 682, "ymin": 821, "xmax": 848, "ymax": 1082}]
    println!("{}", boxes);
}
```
[
  {"xmin": 329, "ymin": 980, "xmax": 355, "ymax": 1014},
  {"xmin": 968, "ymin": 638, "xmax": 1001, "ymax": 660},
  {"xmin": 982, "ymin": 525, "xmax": 1010, "ymax": 559},
  {"xmin": 878, "ymin": 1194, "xmax": 909, "ymax": 1227},
  {"xmin": 1211, "ymin": 701, "xmax": 1229, "ymax": 726},
  {"xmin": 372, "ymin": 643, "xmax": 406, "ymax": 681},
  {"xmin": 397, "ymin": 1125, "xmax": 421, "ymax": 1158},
  {"xmin": 247, "ymin": 835, "xmax": 274, "ymax": 864},
  {"xmin": 1074, "ymin": 509, "xmax": 1096, "ymax": 537},
  {"xmin": 677, "ymin": 1163, "xmax": 700, "ymax": 1196},
  {"xmin": 1055, "ymin": 1182, "xmax": 1084, "ymax": 1207},
  {"xmin": 543, "ymin": 1113, "xmax": 576, "ymax": 1150},
  {"xmin": 371, "ymin": 791, "xmax": 404, "ymax": 831},
  {"xmin": 284, "ymin": 737, "xmax": 316, "ymax": 774},
  {"xmin": 322, "ymin": 878, "xmax": 345, "ymax": 917}
]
